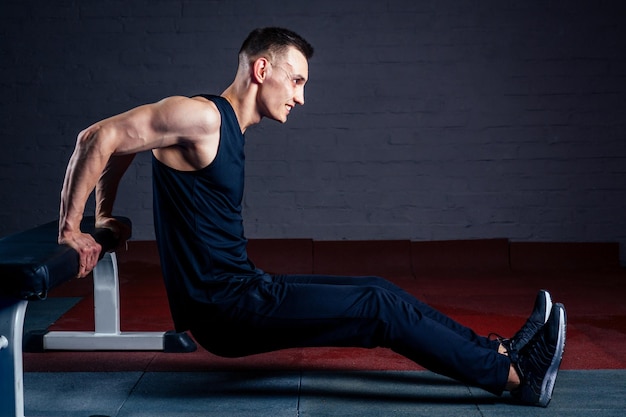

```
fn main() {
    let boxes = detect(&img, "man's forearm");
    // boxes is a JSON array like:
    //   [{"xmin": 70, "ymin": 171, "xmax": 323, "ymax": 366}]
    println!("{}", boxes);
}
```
[
  {"xmin": 95, "ymin": 154, "xmax": 136, "ymax": 222},
  {"xmin": 59, "ymin": 128, "xmax": 114, "ymax": 239}
]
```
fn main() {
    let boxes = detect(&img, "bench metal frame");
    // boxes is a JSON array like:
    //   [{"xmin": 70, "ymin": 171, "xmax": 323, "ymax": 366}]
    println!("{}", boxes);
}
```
[
  {"xmin": 43, "ymin": 252, "xmax": 166, "ymax": 351},
  {"xmin": 1, "ymin": 249, "xmax": 192, "ymax": 417},
  {"xmin": 0, "ymin": 297, "xmax": 27, "ymax": 417}
]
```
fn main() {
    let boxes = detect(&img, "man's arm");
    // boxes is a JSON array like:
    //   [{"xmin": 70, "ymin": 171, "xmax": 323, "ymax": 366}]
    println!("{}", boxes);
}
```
[
  {"xmin": 59, "ymin": 123, "xmax": 119, "ymax": 278},
  {"xmin": 58, "ymin": 95, "xmax": 220, "ymax": 277},
  {"xmin": 94, "ymin": 153, "xmax": 136, "ymax": 242}
]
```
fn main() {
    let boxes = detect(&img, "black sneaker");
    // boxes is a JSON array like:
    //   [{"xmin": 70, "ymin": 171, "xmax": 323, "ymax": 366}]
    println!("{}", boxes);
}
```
[
  {"xmin": 510, "ymin": 289, "xmax": 552, "ymax": 352},
  {"xmin": 512, "ymin": 303, "xmax": 567, "ymax": 407},
  {"xmin": 492, "ymin": 290, "xmax": 552, "ymax": 358}
]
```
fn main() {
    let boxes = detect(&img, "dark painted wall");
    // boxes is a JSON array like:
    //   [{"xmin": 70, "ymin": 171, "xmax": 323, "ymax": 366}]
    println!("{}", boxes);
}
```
[{"xmin": 1, "ymin": 1, "xmax": 625, "ymax": 263}]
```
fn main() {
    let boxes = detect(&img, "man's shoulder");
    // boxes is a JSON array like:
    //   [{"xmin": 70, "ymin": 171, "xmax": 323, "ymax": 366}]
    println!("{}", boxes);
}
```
[
  {"xmin": 188, "ymin": 94, "xmax": 223, "ymax": 109},
  {"xmin": 156, "ymin": 95, "xmax": 221, "ymax": 128}
]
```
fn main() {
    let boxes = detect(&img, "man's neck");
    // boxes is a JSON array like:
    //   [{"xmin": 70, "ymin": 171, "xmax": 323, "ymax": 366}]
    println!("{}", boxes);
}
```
[{"xmin": 221, "ymin": 82, "xmax": 262, "ymax": 134}]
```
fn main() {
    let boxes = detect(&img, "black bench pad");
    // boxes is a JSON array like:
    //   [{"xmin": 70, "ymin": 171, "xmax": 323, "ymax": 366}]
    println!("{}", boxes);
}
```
[{"xmin": 0, "ymin": 216, "xmax": 131, "ymax": 300}]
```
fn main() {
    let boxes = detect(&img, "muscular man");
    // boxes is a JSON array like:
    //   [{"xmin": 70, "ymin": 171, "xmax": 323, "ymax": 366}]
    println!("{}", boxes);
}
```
[{"xmin": 58, "ymin": 27, "xmax": 566, "ymax": 407}]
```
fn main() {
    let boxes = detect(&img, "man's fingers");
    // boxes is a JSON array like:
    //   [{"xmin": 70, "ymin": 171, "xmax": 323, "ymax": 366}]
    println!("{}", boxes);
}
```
[
  {"xmin": 59, "ymin": 231, "xmax": 103, "ymax": 278},
  {"xmin": 77, "ymin": 240, "xmax": 102, "ymax": 278}
]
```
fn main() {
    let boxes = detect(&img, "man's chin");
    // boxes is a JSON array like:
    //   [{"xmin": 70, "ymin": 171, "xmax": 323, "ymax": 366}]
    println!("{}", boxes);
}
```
[
  {"xmin": 263, "ymin": 111, "xmax": 289, "ymax": 124},
  {"xmin": 270, "ymin": 115, "xmax": 288, "ymax": 124}
]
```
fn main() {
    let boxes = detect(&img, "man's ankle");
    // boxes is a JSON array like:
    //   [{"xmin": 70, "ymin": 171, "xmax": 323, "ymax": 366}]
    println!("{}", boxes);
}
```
[{"xmin": 505, "ymin": 364, "xmax": 521, "ymax": 391}]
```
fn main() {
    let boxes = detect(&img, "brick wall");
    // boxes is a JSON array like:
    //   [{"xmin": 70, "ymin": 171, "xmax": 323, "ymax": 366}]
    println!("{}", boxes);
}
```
[{"xmin": 1, "ymin": 0, "xmax": 625, "ymax": 264}]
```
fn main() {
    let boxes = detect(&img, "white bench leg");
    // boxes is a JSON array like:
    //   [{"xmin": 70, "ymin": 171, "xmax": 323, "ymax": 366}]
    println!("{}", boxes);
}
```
[
  {"xmin": 43, "ymin": 252, "xmax": 165, "ymax": 350},
  {"xmin": 93, "ymin": 251, "xmax": 122, "ymax": 334},
  {"xmin": 0, "ymin": 297, "xmax": 28, "ymax": 417},
  {"xmin": 43, "ymin": 252, "xmax": 195, "ymax": 352}
]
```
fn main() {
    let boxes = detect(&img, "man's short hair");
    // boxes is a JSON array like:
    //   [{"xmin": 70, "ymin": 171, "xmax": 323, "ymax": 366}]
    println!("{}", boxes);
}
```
[{"xmin": 239, "ymin": 27, "xmax": 314, "ymax": 62}]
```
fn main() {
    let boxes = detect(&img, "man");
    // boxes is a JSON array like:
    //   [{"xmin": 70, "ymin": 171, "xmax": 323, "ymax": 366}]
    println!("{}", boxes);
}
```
[{"xmin": 58, "ymin": 27, "xmax": 566, "ymax": 407}]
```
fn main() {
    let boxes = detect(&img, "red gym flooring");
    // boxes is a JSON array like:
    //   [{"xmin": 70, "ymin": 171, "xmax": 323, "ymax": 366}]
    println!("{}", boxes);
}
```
[{"xmin": 24, "ymin": 238, "xmax": 626, "ymax": 373}]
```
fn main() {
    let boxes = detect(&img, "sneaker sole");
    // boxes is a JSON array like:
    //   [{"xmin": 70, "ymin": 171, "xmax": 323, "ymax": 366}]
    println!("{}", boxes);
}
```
[
  {"xmin": 537, "ymin": 303, "xmax": 566, "ymax": 407},
  {"xmin": 540, "ymin": 290, "xmax": 553, "ymax": 324}
]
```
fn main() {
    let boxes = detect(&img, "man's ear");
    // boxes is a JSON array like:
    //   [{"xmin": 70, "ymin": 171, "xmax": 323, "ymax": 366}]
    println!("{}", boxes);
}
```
[{"xmin": 252, "ymin": 57, "xmax": 270, "ymax": 84}]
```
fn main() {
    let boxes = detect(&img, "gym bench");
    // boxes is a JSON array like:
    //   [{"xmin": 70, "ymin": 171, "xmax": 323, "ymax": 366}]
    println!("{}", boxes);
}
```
[{"xmin": 0, "ymin": 217, "xmax": 195, "ymax": 417}]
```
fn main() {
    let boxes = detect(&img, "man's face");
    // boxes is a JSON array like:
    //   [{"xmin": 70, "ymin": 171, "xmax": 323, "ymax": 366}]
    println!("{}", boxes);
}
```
[{"xmin": 258, "ymin": 46, "xmax": 309, "ymax": 123}]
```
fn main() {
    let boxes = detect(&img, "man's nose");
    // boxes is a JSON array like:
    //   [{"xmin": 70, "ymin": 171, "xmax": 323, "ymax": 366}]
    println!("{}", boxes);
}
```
[{"xmin": 294, "ymin": 87, "xmax": 305, "ymax": 105}]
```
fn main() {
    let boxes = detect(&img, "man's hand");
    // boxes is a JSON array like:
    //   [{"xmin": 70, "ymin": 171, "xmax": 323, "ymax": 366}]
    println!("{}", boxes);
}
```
[
  {"xmin": 59, "ymin": 231, "xmax": 102, "ymax": 278},
  {"xmin": 95, "ymin": 216, "xmax": 132, "ymax": 250},
  {"xmin": 59, "ymin": 217, "xmax": 130, "ymax": 278}
]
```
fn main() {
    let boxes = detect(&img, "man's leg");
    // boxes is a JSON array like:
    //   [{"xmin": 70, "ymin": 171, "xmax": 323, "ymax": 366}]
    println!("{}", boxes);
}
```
[
  {"xmin": 190, "ymin": 273, "xmax": 511, "ymax": 395},
  {"xmin": 273, "ymin": 274, "xmax": 499, "ymax": 350}
]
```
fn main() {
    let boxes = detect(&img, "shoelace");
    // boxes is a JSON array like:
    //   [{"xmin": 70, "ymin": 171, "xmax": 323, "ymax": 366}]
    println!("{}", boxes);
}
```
[{"xmin": 488, "ymin": 332, "xmax": 520, "ymax": 363}]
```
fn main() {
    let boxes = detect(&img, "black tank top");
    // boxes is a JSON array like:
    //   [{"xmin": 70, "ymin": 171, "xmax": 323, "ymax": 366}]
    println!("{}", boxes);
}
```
[{"xmin": 152, "ymin": 94, "xmax": 259, "ymax": 330}]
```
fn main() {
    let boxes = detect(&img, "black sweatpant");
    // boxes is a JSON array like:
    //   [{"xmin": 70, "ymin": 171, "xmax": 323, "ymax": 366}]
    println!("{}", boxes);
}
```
[{"xmin": 189, "ymin": 274, "xmax": 511, "ymax": 395}]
